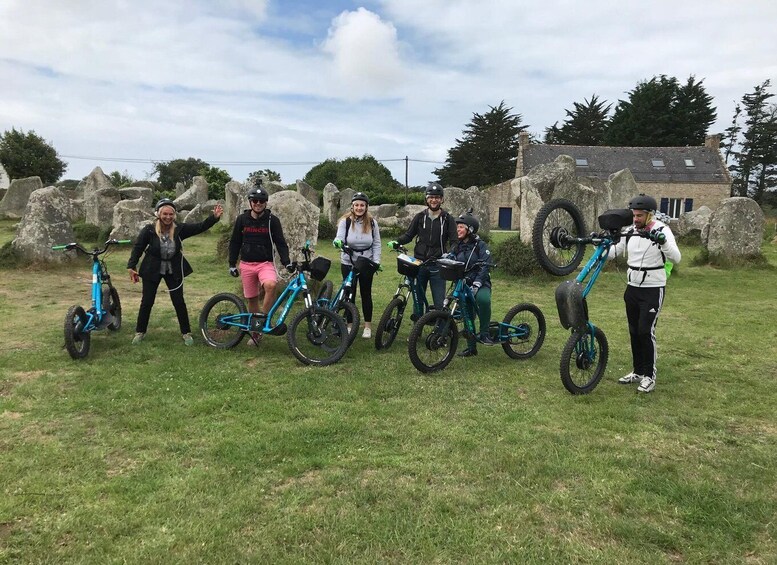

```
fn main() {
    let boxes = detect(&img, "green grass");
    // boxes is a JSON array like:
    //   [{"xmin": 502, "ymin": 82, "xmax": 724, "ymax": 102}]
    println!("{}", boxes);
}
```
[{"xmin": 1, "ymin": 219, "xmax": 776, "ymax": 563}]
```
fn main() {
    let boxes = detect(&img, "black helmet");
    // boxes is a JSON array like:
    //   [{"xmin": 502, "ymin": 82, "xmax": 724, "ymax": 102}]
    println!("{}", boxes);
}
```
[
  {"xmin": 247, "ymin": 187, "xmax": 269, "ymax": 202},
  {"xmin": 351, "ymin": 192, "xmax": 369, "ymax": 205},
  {"xmin": 455, "ymin": 211, "xmax": 480, "ymax": 234},
  {"xmin": 628, "ymin": 194, "xmax": 657, "ymax": 212},
  {"xmin": 425, "ymin": 181, "xmax": 444, "ymax": 198},
  {"xmin": 155, "ymin": 198, "xmax": 177, "ymax": 213}
]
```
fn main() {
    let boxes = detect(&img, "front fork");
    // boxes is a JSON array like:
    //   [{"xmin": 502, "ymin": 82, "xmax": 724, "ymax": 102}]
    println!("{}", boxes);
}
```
[{"xmin": 575, "ymin": 322, "xmax": 598, "ymax": 362}]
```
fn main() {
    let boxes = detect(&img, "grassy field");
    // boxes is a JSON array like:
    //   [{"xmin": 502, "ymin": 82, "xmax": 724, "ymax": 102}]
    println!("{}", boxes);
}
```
[{"xmin": 1, "ymin": 219, "xmax": 775, "ymax": 563}]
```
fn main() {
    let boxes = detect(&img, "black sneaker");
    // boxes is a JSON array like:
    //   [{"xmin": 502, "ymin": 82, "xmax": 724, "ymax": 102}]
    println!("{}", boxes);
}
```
[
  {"xmin": 457, "ymin": 348, "xmax": 478, "ymax": 357},
  {"xmin": 478, "ymin": 334, "xmax": 497, "ymax": 346}
]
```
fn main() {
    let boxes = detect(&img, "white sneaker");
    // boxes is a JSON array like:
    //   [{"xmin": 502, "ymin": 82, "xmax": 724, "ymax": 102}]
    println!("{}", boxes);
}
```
[
  {"xmin": 362, "ymin": 327, "xmax": 371, "ymax": 339},
  {"xmin": 132, "ymin": 332, "xmax": 145, "ymax": 345},
  {"xmin": 618, "ymin": 372, "xmax": 642, "ymax": 384},
  {"xmin": 637, "ymin": 376, "xmax": 655, "ymax": 393}
]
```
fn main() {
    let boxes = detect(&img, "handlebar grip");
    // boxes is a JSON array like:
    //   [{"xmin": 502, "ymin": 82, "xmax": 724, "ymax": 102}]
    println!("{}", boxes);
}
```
[
  {"xmin": 51, "ymin": 245, "xmax": 68, "ymax": 250},
  {"xmin": 117, "ymin": 239, "xmax": 131, "ymax": 244}
]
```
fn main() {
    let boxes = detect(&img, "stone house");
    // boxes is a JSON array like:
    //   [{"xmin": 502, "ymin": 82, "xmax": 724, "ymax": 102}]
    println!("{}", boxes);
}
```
[{"xmin": 513, "ymin": 132, "xmax": 731, "ymax": 222}]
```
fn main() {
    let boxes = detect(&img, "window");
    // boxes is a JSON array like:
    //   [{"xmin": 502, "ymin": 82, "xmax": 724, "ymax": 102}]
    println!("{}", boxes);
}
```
[
  {"xmin": 667, "ymin": 198, "xmax": 682, "ymax": 218},
  {"xmin": 684, "ymin": 158, "xmax": 695, "ymax": 167},
  {"xmin": 651, "ymin": 159, "xmax": 665, "ymax": 168},
  {"xmin": 575, "ymin": 158, "xmax": 589, "ymax": 167}
]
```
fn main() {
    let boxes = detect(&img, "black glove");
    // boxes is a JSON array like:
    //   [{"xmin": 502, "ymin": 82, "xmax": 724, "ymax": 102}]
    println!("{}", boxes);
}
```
[
  {"xmin": 285, "ymin": 263, "xmax": 295, "ymax": 273},
  {"xmin": 647, "ymin": 229, "xmax": 667, "ymax": 245},
  {"xmin": 229, "ymin": 267, "xmax": 239, "ymax": 277}
]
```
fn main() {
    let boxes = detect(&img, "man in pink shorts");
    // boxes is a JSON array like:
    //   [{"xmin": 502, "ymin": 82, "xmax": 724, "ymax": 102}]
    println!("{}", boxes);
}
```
[{"xmin": 228, "ymin": 185, "xmax": 292, "ymax": 320}]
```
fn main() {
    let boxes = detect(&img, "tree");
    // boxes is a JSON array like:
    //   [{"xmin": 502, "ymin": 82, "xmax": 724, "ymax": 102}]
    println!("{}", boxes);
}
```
[
  {"xmin": 247, "ymin": 169, "xmax": 281, "ymax": 187},
  {"xmin": 726, "ymin": 80, "xmax": 777, "ymax": 202},
  {"xmin": 200, "ymin": 165, "xmax": 232, "ymax": 200},
  {"xmin": 303, "ymin": 155, "xmax": 401, "ymax": 194},
  {"xmin": 153, "ymin": 158, "xmax": 209, "ymax": 190},
  {"xmin": 108, "ymin": 170, "xmax": 135, "ymax": 188},
  {"xmin": 0, "ymin": 127, "xmax": 67, "ymax": 184},
  {"xmin": 544, "ymin": 95, "xmax": 611, "ymax": 145},
  {"xmin": 434, "ymin": 101, "xmax": 525, "ymax": 187},
  {"xmin": 605, "ymin": 75, "xmax": 716, "ymax": 146}
]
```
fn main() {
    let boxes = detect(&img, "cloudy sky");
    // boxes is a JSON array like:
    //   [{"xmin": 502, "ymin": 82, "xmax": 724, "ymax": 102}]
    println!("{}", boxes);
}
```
[{"xmin": 1, "ymin": 0, "xmax": 775, "ymax": 188}]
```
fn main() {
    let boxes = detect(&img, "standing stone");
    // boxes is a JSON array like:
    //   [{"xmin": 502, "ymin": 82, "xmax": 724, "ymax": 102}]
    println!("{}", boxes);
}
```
[
  {"xmin": 119, "ymin": 186, "xmax": 154, "ymax": 207},
  {"xmin": 677, "ymin": 206, "xmax": 712, "ymax": 238},
  {"xmin": 175, "ymin": 182, "xmax": 186, "ymax": 196},
  {"xmin": 265, "ymin": 180, "xmax": 286, "ymax": 195},
  {"xmin": 338, "ymin": 188, "xmax": 355, "ymax": 216},
  {"xmin": 267, "ymin": 190, "xmax": 320, "ymax": 276},
  {"xmin": 0, "ymin": 162, "xmax": 10, "ymax": 189},
  {"xmin": 184, "ymin": 200, "xmax": 223, "ymax": 223},
  {"xmin": 443, "ymin": 186, "xmax": 491, "ymax": 237},
  {"xmin": 705, "ymin": 197, "xmax": 764, "ymax": 257},
  {"xmin": 296, "ymin": 179, "xmax": 320, "ymax": 207},
  {"xmin": 322, "ymin": 183, "xmax": 340, "ymax": 225},
  {"xmin": 11, "ymin": 186, "xmax": 75, "ymax": 263},
  {"xmin": 224, "ymin": 180, "xmax": 247, "ymax": 226},
  {"xmin": 0, "ymin": 176, "xmax": 43, "ymax": 219},
  {"xmin": 82, "ymin": 167, "xmax": 114, "ymax": 202},
  {"xmin": 174, "ymin": 176, "xmax": 209, "ymax": 211},
  {"xmin": 86, "ymin": 186, "xmax": 121, "ymax": 229},
  {"xmin": 110, "ymin": 199, "xmax": 155, "ymax": 241}
]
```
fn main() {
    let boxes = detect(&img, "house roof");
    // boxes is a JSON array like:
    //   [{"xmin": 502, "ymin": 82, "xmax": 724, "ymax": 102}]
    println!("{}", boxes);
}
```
[{"xmin": 522, "ymin": 144, "xmax": 730, "ymax": 183}]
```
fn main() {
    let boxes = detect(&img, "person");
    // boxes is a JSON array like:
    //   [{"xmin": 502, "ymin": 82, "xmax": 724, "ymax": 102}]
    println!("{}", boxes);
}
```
[
  {"xmin": 332, "ymin": 192, "xmax": 382, "ymax": 338},
  {"xmin": 387, "ymin": 181, "xmax": 457, "ymax": 314},
  {"xmin": 609, "ymin": 194, "xmax": 682, "ymax": 393},
  {"xmin": 228, "ymin": 185, "xmax": 291, "ymax": 343},
  {"xmin": 127, "ymin": 198, "xmax": 223, "ymax": 346},
  {"xmin": 447, "ymin": 211, "xmax": 494, "ymax": 357}
]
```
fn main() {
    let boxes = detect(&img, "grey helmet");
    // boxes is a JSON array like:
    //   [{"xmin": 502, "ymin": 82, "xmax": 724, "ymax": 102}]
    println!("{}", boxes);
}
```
[
  {"xmin": 455, "ymin": 210, "xmax": 480, "ymax": 234},
  {"xmin": 155, "ymin": 198, "xmax": 177, "ymax": 213},
  {"xmin": 351, "ymin": 192, "xmax": 369, "ymax": 205}
]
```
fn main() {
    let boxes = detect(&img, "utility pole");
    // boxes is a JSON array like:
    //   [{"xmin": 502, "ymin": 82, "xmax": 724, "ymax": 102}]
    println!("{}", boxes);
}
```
[{"xmin": 404, "ymin": 156, "xmax": 409, "ymax": 206}]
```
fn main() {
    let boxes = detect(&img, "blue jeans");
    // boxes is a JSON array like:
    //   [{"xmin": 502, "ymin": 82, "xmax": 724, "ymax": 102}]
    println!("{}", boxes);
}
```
[{"xmin": 416, "ymin": 264, "xmax": 446, "ymax": 311}]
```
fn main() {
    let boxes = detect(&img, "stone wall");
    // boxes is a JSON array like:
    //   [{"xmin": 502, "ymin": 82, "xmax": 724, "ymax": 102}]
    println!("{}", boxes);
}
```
[
  {"xmin": 486, "ymin": 179, "xmax": 520, "ymax": 230},
  {"xmin": 637, "ymin": 182, "xmax": 730, "ymax": 213}
]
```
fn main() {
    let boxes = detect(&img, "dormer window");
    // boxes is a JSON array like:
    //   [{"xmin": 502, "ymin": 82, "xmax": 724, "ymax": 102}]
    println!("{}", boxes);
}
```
[
  {"xmin": 575, "ymin": 158, "xmax": 589, "ymax": 167},
  {"xmin": 684, "ymin": 159, "xmax": 695, "ymax": 167},
  {"xmin": 651, "ymin": 159, "xmax": 665, "ymax": 168}
]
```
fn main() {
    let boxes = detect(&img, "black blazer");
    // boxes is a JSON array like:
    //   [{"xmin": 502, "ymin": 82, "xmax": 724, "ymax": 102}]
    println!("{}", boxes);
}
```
[{"xmin": 127, "ymin": 214, "xmax": 219, "ymax": 281}]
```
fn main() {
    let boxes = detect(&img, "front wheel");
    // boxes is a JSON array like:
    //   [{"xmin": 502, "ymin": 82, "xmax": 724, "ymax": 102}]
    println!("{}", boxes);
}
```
[
  {"xmin": 287, "ymin": 306, "xmax": 348, "ymax": 366},
  {"xmin": 199, "ymin": 293, "xmax": 247, "ymax": 349},
  {"xmin": 408, "ymin": 310, "xmax": 458, "ymax": 373},
  {"xmin": 501, "ymin": 303, "xmax": 546, "ymax": 359},
  {"xmin": 64, "ymin": 305, "xmax": 91, "ymax": 359},
  {"xmin": 375, "ymin": 296, "xmax": 406, "ymax": 350},
  {"xmin": 532, "ymin": 198, "xmax": 587, "ymax": 276},
  {"xmin": 105, "ymin": 286, "xmax": 122, "ymax": 331},
  {"xmin": 560, "ymin": 326, "xmax": 609, "ymax": 394}
]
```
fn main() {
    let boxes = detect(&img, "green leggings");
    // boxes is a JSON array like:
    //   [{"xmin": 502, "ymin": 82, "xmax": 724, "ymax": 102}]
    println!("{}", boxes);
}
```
[{"xmin": 467, "ymin": 286, "xmax": 492, "ymax": 347}]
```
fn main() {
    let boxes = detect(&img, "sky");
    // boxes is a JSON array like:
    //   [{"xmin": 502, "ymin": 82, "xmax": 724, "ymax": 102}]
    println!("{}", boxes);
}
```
[{"xmin": 1, "ymin": 0, "xmax": 776, "ymax": 188}]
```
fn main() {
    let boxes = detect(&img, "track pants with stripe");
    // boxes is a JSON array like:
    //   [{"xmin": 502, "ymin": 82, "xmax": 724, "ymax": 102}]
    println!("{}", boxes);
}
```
[{"xmin": 624, "ymin": 285, "xmax": 664, "ymax": 379}]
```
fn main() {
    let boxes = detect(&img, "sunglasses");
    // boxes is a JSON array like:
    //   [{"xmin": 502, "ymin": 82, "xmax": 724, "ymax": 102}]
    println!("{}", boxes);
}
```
[{"xmin": 249, "ymin": 198, "xmax": 268, "ymax": 204}]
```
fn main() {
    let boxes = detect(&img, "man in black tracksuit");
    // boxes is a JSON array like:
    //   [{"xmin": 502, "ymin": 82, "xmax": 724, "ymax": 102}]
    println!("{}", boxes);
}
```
[
  {"xmin": 228, "ymin": 187, "xmax": 291, "ymax": 317},
  {"xmin": 389, "ymin": 182, "xmax": 457, "ymax": 311}
]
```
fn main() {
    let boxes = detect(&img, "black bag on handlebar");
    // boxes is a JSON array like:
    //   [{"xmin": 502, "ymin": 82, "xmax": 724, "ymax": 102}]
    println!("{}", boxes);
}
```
[
  {"xmin": 308, "ymin": 257, "xmax": 331, "ymax": 281},
  {"xmin": 555, "ymin": 280, "xmax": 589, "ymax": 330},
  {"xmin": 598, "ymin": 208, "xmax": 633, "ymax": 231}
]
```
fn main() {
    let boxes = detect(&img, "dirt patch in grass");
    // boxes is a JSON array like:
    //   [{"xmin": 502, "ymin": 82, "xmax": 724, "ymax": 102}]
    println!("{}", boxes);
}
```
[
  {"xmin": 1, "ymin": 411, "xmax": 23, "ymax": 420},
  {"xmin": 271, "ymin": 469, "xmax": 325, "ymax": 494}
]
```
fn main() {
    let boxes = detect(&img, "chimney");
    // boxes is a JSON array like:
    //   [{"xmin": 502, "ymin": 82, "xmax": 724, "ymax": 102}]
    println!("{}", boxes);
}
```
[
  {"xmin": 705, "ymin": 134, "xmax": 721, "ymax": 150},
  {"xmin": 519, "ymin": 131, "xmax": 531, "ymax": 150},
  {"xmin": 515, "ymin": 131, "xmax": 531, "ymax": 178}
]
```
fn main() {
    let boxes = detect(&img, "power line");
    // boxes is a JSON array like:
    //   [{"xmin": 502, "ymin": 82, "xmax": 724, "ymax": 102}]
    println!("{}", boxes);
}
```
[{"xmin": 59, "ymin": 154, "xmax": 446, "ymax": 167}]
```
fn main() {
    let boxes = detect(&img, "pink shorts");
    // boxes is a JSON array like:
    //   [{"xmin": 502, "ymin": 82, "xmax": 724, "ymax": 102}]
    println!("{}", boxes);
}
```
[{"xmin": 239, "ymin": 261, "xmax": 278, "ymax": 299}]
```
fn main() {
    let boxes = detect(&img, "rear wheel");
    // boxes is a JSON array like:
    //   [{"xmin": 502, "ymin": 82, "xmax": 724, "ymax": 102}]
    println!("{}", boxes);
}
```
[
  {"xmin": 375, "ymin": 296, "xmax": 406, "ymax": 350},
  {"xmin": 408, "ymin": 310, "xmax": 458, "ymax": 373},
  {"xmin": 105, "ymin": 286, "xmax": 122, "ymax": 331},
  {"xmin": 335, "ymin": 301, "xmax": 360, "ymax": 347},
  {"xmin": 199, "ymin": 293, "xmax": 247, "ymax": 349},
  {"xmin": 64, "ymin": 305, "xmax": 91, "ymax": 359},
  {"xmin": 560, "ymin": 326, "xmax": 609, "ymax": 394},
  {"xmin": 501, "ymin": 303, "xmax": 546, "ymax": 359},
  {"xmin": 287, "ymin": 306, "xmax": 348, "ymax": 366},
  {"xmin": 532, "ymin": 199, "xmax": 587, "ymax": 276},
  {"xmin": 316, "ymin": 280, "xmax": 333, "ymax": 306}
]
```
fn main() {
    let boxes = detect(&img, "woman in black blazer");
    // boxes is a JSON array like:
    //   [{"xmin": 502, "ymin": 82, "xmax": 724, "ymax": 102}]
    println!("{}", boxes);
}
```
[{"xmin": 127, "ymin": 198, "xmax": 223, "ymax": 345}]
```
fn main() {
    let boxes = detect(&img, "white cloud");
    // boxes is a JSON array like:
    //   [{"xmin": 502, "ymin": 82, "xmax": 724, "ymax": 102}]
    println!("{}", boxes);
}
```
[{"xmin": 0, "ymin": 0, "xmax": 775, "ymax": 186}]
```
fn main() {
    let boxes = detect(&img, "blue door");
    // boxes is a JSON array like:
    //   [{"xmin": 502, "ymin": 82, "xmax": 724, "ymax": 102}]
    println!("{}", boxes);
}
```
[{"xmin": 498, "ymin": 207, "xmax": 512, "ymax": 230}]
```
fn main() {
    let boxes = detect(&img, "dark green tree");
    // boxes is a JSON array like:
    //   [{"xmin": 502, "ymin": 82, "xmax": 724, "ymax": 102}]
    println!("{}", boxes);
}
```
[
  {"xmin": 303, "ymin": 155, "xmax": 401, "ymax": 194},
  {"xmin": 200, "ymin": 165, "xmax": 232, "ymax": 200},
  {"xmin": 434, "ymin": 101, "xmax": 525, "ymax": 187},
  {"xmin": 726, "ymin": 80, "xmax": 777, "ymax": 202},
  {"xmin": 153, "ymin": 158, "xmax": 209, "ymax": 190},
  {"xmin": 0, "ymin": 127, "xmax": 67, "ymax": 184},
  {"xmin": 544, "ymin": 95, "xmax": 611, "ymax": 145},
  {"xmin": 247, "ymin": 169, "xmax": 281, "ymax": 187},
  {"xmin": 605, "ymin": 75, "xmax": 716, "ymax": 146},
  {"xmin": 108, "ymin": 170, "xmax": 135, "ymax": 188}
]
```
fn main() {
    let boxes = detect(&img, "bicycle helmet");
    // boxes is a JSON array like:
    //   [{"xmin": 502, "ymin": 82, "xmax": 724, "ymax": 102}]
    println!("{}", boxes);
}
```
[
  {"xmin": 351, "ymin": 192, "xmax": 369, "ymax": 205},
  {"xmin": 425, "ymin": 181, "xmax": 444, "ymax": 198},
  {"xmin": 455, "ymin": 211, "xmax": 480, "ymax": 234},
  {"xmin": 247, "ymin": 187, "xmax": 269, "ymax": 202},
  {"xmin": 628, "ymin": 194, "xmax": 657, "ymax": 212},
  {"xmin": 155, "ymin": 198, "xmax": 177, "ymax": 213}
]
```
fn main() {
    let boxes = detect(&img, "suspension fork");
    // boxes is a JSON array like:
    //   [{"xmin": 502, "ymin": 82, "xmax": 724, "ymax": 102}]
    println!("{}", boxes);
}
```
[{"xmin": 575, "ymin": 322, "xmax": 598, "ymax": 361}]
